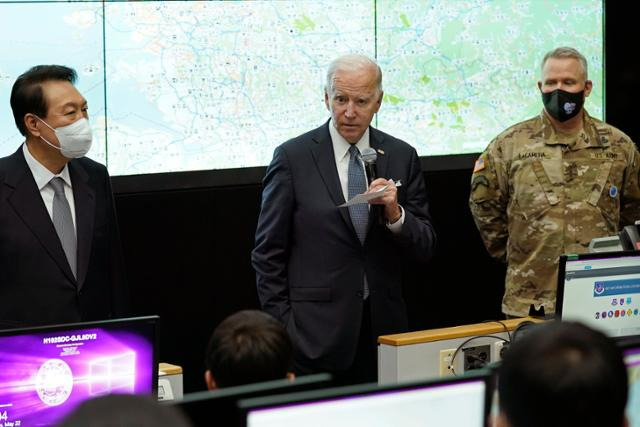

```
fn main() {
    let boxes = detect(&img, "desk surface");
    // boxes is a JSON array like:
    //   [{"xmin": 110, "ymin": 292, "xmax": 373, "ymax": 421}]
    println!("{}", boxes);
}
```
[
  {"xmin": 378, "ymin": 317, "xmax": 545, "ymax": 346},
  {"xmin": 159, "ymin": 362, "xmax": 183, "ymax": 375}
]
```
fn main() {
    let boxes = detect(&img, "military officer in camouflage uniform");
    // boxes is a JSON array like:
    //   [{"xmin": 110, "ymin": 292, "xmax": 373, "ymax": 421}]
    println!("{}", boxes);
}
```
[{"xmin": 469, "ymin": 47, "xmax": 640, "ymax": 317}]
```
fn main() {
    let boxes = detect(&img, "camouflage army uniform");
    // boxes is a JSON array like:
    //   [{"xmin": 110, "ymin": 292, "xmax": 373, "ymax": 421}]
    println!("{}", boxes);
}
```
[{"xmin": 469, "ymin": 111, "xmax": 640, "ymax": 317}]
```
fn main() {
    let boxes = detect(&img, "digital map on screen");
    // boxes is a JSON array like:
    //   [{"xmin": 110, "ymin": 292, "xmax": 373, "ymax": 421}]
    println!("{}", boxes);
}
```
[{"xmin": 0, "ymin": 0, "xmax": 603, "ymax": 175}]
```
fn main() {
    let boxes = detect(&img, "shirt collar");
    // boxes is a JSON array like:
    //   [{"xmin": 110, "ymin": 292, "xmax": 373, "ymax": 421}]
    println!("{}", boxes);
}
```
[
  {"xmin": 22, "ymin": 143, "xmax": 72, "ymax": 190},
  {"xmin": 328, "ymin": 119, "xmax": 371, "ymax": 162}
]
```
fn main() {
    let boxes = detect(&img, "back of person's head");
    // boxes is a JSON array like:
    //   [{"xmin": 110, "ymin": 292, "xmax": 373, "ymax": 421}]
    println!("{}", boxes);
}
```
[
  {"xmin": 497, "ymin": 321, "xmax": 628, "ymax": 427},
  {"xmin": 204, "ymin": 309, "xmax": 293, "ymax": 389},
  {"xmin": 57, "ymin": 394, "xmax": 192, "ymax": 427},
  {"xmin": 10, "ymin": 65, "xmax": 77, "ymax": 136}
]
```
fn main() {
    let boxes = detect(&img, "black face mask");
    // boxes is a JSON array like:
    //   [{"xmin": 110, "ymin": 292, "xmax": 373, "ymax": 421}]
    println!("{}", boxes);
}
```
[{"xmin": 541, "ymin": 88, "xmax": 584, "ymax": 122}]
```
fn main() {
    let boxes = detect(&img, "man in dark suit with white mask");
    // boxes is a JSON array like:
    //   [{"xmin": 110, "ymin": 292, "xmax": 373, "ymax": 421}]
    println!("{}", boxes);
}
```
[{"xmin": 0, "ymin": 65, "xmax": 129, "ymax": 328}]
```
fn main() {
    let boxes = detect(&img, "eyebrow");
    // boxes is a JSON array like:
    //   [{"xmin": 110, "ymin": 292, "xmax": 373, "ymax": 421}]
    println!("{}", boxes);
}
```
[{"xmin": 60, "ymin": 99, "xmax": 88, "ymax": 109}]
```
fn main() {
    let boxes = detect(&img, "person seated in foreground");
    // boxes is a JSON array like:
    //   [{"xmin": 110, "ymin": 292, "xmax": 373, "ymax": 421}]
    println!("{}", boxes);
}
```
[
  {"xmin": 204, "ymin": 309, "xmax": 294, "ymax": 389},
  {"xmin": 495, "ymin": 321, "xmax": 628, "ymax": 427},
  {"xmin": 57, "ymin": 394, "xmax": 192, "ymax": 426}
]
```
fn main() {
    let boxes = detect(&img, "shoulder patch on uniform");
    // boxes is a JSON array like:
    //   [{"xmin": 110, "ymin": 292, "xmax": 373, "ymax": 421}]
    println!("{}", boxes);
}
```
[
  {"xmin": 473, "ymin": 155, "xmax": 486, "ymax": 173},
  {"xmin": 471, "ymin": 175, "xmax": 490, "ymax": 191}
]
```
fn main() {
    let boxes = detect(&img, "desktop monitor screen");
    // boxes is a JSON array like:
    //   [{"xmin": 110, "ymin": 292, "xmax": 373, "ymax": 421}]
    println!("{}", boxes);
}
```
[
  {"xmin": 556, "ymin": 251, "xmax": 640, "ymax": 338},
  {"xmin": 240, "ymin": 373, "xmax": 489, "ymax": 427},
  {"xmin": 0, "ymin": 316, "xmax": 158, "ymax": 426},
  {"xmin": 622, "ymin": 340, "xmax": 640, "ymax": 427}
]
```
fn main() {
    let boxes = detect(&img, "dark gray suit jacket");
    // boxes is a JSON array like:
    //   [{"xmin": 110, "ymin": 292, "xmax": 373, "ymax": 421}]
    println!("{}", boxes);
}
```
[
  {"xmin": 0, "ymin": 147, "xmax": 129, "ymax": 329},
  {"xmin": 252, "ymin": 122, "xmax": 436, "ymax": 372}
]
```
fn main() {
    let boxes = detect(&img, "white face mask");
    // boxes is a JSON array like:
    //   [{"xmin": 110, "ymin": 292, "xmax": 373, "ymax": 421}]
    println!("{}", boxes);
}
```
[{"xmin": 36, "ymin": 116, "xmax": 93, "ymax": 159}]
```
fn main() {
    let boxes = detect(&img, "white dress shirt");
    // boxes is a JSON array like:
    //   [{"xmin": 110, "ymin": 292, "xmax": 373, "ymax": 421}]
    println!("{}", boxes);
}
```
[
  {"xmin": 328, "ymin": 119, "xmax": 404, "ymax": 232},
  {"xmin": 22, "ymin": 143, "xmax": 77, "ymax": 229}
]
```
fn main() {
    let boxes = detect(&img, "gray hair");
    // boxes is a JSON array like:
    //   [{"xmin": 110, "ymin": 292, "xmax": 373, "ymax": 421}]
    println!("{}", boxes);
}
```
[
  {"xmin": 325, "ymin": 54, "xmax": 383, "ymax": 95},
  {"xmin": 541, "ymin": 47, "xmax": 588, "ymax": 80}
]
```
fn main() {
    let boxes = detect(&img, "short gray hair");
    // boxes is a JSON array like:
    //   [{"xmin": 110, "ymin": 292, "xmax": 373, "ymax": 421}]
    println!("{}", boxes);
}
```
[
  {"xmin": 541, "ymin": 47, "xmax": 588, "ymax": 80},
  {"xmin": 325, "ymin": 54, "xmax": 383, "ymax": 95}
]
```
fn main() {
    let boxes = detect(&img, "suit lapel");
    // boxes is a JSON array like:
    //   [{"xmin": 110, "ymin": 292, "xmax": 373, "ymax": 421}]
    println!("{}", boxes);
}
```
[
  {"xmin": 69, "ymin": 160, "xmax": 95, "ymax": 292},
  {"xmin": 309, "ymin": 122, "xmax": 357, "ymax": 236},
  {"xmin": 367, "ymin": 127, "xmax": 389, "ymax": 230},
  {"xmin": 369, "ymin": 127, "xmax": 389, "ymax": 181},
  {"xmin": 5, "ymin": 149, "xmax": 76, "ymax": 285}
]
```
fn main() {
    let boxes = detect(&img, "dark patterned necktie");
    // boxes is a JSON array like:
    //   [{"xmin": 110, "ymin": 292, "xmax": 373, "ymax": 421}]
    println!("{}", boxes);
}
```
[
  {"xmin": 348, "ymin": 145, "xmax": 368, "ymax": 244},
  {"xmin": 50, "ymin": 177, "xmax": 77, "ymax": 278},
  {"xmin": 347, "ymin": 145, "xmax": 370, "ymax": 299}
]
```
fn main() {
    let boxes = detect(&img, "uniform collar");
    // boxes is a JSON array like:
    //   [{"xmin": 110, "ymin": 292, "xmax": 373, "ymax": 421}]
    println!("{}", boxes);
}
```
[{"xmin": 539, "ymin": 109, "xmax": 608, "ymax": 149}]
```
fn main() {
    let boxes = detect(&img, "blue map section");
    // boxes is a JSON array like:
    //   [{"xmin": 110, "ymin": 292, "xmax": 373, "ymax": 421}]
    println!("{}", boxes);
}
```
[{"xmin": 0, "ymin": 1, "xmax": 106, "ymax": 163}]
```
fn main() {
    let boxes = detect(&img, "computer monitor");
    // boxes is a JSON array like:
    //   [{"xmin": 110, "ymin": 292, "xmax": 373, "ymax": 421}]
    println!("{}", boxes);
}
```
[
  {"xmin": 173, "ymin": 373, "xmax": 332, "ymax": 427},
  {"xmin": 239, "ymin": 372, "xmax": 490, "ymax": 427},
  {"xmin": 0, "ymin": 316, "xmax": 159, "ymax": 426},
  {"xmin": 556, "ymin": 251, "xmax": 640, "ymax": 338},
  {"xmin": 620, "ymin": 338, "xmax": 640, "ymax": 427}
]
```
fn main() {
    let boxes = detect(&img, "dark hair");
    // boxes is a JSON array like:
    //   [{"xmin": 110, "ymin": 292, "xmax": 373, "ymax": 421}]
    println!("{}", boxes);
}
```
[
  {"xmin": 10, "ymin": 65, "xmax": 77, "ymax": 136},
  {"xmin": 498, "ymin": 321, "xmax": 628, "ymax": 427},
  {"xmin": 57, "ymin": 394, "xmax": 192, "ymax": 427},
  {"xmin": 205, "ymin": 310, "xmax": 293, "ymax": 388}
]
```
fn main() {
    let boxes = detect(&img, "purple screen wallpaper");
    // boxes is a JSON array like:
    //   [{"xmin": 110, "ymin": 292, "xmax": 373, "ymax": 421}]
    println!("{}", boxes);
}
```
[{"xmin": 0, "ymin": 324, "xmax": 154, "ymax": 426}]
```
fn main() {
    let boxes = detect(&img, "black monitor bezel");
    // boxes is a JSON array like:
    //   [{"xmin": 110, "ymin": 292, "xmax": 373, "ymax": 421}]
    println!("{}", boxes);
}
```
[
  {"xmin": 0, "ymin": 315, "xmax": 160, "ymax": 399},
  {"xmin": 617, "ymin": 335, "xmax": 640, "ymax": 353},
  {"xmin": 238, "ymin": 370, "xmax": 492, "ymax": 427},
  {"xmin": 173, "ymin": 373, "xmax": 332, "ymax": 426}
]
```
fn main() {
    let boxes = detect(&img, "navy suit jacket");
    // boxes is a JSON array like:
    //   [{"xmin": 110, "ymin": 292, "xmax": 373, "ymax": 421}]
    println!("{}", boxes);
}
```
[
  {"xmin": 0, "ymin": 147, "xmax": 129, "ymax": 329},
  {"xmin": 252, "ymin": 122, "xmax": 436, "ymax": 372}
]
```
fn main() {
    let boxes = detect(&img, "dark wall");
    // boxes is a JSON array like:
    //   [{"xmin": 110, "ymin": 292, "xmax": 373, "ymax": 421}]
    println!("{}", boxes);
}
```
[
  {"xmin": 116, "ymin": 185, "xmax": 262, "ymax": 393},
  {"xmin": 113, "ymin": 1, "xmax": 639, "ymax": 393},
  {"xmin": 603, "ymin": 4, "xmax": 639, "ymax": 139}
]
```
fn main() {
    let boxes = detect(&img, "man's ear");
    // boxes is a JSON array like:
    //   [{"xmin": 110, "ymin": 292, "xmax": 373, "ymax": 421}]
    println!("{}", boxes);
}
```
[
  {"xmin": 374, "ymin": 90, "xmax": 383, "ymax": 113},
  {"xmin": 584, "ymin": 79, "xmax": 593, "ymax": 98},
  {"xmin": 24, "ymin": 114, "xmax": 41, "ymax": 138},
  {"xmin": 204, "ymin": 370, "xmax": 217, "ymax": 390}
]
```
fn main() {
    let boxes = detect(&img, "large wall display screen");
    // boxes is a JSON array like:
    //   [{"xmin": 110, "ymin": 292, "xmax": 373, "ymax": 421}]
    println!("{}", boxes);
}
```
[{"xmin": 0, "ymin": 0, "xmax": 603, "ymax": 176}]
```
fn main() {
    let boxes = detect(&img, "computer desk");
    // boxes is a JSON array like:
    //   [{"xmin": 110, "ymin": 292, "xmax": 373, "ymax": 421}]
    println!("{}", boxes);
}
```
[{"xmin": 377, "ymin": 317, "xmax": 544, "ymax": 384}]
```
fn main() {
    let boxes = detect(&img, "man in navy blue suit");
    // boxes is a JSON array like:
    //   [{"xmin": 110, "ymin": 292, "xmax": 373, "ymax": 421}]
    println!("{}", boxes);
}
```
[
  {"xmin": 252, "ymin": 54, "xmax": 436, "ymax": 383},
  {"xmin": 0, "ymin": 65, "xmax": 128, "ymax": 328}
]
